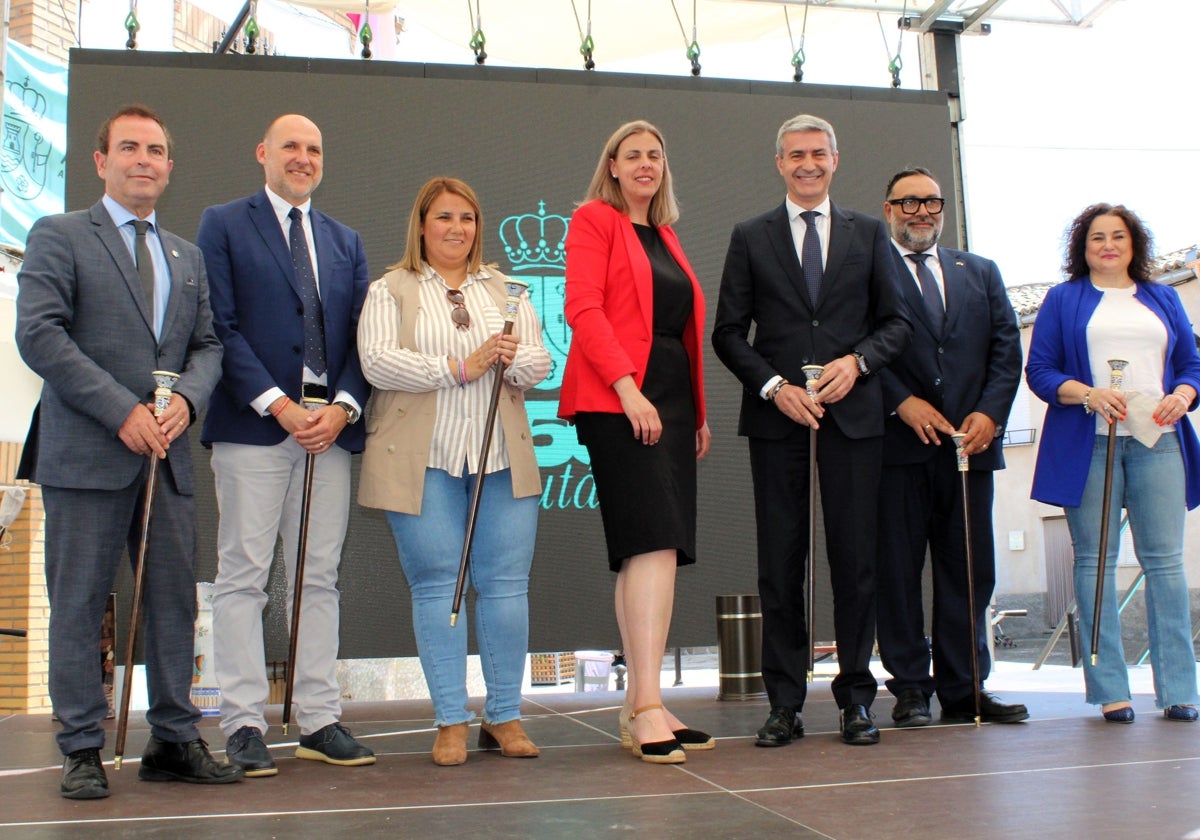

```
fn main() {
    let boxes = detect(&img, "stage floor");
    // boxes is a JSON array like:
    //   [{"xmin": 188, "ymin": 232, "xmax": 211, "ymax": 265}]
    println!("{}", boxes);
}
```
[{"xmin": 2, "ymin": 663, "xmax": 1198, "ymax": 839}]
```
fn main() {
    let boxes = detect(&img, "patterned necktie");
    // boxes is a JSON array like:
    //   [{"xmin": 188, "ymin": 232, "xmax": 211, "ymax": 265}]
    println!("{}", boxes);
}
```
[
  {"xmin": 132, "ymin": 219, "xmax": 155, "ymax": 319},
  {"xmin": 289, "ymin": 206, "xmax": 326, "ymax": 377},
  {"xmin": 799, "ymin": 210, "xmax": 823, "ymax": 306},
  {"xmin": 907, "ymin": 252, "xmax": 945, "ymax": 332}
]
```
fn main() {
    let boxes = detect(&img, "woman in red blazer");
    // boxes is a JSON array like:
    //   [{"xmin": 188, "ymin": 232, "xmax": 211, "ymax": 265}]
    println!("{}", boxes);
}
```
[{"xmin": 559, "ymin": 120, "xmax": 711, "ymax": 764}]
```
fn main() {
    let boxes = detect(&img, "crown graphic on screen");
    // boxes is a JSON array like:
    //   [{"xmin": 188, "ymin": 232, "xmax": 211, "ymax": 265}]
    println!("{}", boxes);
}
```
[
  {"xmin": 6, "ymin": 76, "xmax": 47, "ymax": 117},
  {"xmin": 498, "ymin": 201, "xmax": 568, "ymax": 271}
]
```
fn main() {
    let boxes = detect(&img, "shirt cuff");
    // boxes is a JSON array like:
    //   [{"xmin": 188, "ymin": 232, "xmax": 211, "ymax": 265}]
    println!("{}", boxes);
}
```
[{"xmin": 760, "ymin": 375, "xmax": 783, "ymax": 401}]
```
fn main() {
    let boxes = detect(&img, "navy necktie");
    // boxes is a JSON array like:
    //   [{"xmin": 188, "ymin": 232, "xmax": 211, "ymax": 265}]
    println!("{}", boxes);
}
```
[
  {"xmin": 907, "ymin": 252, "xmax": 945, "ymax": 332},
  {"xmin": 132, "ymin": 219, "xmax": 155, "ymax": 318},
  {"xmin": 289, "ymin": 206, "xmax": 326, "ymax": 377},
  {"xmin": 799, "ymin": 210, "xmax": 823, "ymax": 306}
]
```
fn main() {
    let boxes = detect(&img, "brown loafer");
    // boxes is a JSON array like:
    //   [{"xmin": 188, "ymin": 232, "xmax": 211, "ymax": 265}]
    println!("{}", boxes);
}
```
[
  {"xmin": 432, "ymin": 722, "xmax": 469, "ymax": 766},
  {"xmin": 479, "ymin": 719, "xmax": 540, "ymax": 758}
]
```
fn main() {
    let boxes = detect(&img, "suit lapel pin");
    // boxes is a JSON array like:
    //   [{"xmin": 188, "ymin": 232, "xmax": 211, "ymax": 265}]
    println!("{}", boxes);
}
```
[
  {"xmin": 955, "ymin": 260, "xmax": 965, "ymax": 266},
  {"xmin": 186, "ymin": 277, "xmax": 196, "ymax": 286},
  {"xmin": 172, "ymin": 249, "xmax": 180, "ymax": 258}
]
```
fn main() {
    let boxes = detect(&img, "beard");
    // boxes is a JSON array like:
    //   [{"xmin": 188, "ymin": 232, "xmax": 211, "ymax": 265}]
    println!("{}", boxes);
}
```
[{"xmin": 895, "ymin": 220, "xmax": 941, "ymax": 252}]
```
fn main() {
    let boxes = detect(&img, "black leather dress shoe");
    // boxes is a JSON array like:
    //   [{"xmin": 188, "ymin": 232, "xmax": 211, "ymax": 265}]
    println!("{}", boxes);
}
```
[
  {"xmin": 755, "ymin": 706, "xmax": 803, "ymax": 747},
  {"xmin": 892, "ymin": 688, "xmax": 932, "ymax": 728},
  {"xmin": 61, "ymin": 747, "xmax": 109, "ymax": 800},
  {"xmin": 138, "ymin": 736, "xmax": 244, "ymax": 784},
  {"xmin": 940, "ymin": 690, "xmax": 1029, "ymax": 724},
  {"xmin": 226, "ymin": 726, "xmax": 278, "ymax": 777},
  {"xmin": 840, "ymin": 704, "xmax": 880, "ymax": 745}
]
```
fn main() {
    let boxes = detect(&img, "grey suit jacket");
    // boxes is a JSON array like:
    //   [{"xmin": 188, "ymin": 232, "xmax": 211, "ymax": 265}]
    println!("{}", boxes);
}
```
[{"xmin": 15, "ymin": 200, "xmax": 223, "ymax": 492}]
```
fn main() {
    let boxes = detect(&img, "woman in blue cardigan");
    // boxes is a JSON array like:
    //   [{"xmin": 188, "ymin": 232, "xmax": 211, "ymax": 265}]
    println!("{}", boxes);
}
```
[{"xmin": 1027, "ymin": 203, "xmax": 1200, "ymax": 723}]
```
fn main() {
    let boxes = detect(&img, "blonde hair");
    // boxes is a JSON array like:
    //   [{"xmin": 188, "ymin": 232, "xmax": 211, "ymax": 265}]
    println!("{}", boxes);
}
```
[
  {"xmin": 582, "ymin": 120, "xmax": 680, "ymax": 226},
  {"xmin": 392, "ymin": 177, "xmax": 484, "ymax": 273}
]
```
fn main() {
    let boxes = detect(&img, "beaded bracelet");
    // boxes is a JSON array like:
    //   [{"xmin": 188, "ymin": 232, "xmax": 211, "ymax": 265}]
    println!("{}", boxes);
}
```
[{"xmin": 1082, "ymin": 388, "xmax": 1093, "ymax": 415}]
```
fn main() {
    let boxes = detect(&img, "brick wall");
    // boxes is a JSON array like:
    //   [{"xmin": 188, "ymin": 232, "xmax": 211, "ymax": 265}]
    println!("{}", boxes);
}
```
[
  {"xmin": 7, "ymin": 0, "xmax": 81, "ymax": 63},
  {"xmin": 0, "ymin": 441, "xmax": 50, "ymax": 713}
]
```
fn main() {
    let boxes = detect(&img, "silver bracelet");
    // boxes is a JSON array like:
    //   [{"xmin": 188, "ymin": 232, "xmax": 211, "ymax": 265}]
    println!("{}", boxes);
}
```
[{"xmin": 1082, "ymin": 388, "xmax": 1094, "ymax": 415}]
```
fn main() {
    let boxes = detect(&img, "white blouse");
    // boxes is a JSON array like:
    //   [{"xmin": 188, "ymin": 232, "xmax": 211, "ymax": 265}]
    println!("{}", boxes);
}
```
[
  {"xmin": 1086, "ymin": 283, "xmax": 1168, "ymax": 436},
  {"xmin": 358, "ymin": 263, "xmax": 551, "ymax": 477}
]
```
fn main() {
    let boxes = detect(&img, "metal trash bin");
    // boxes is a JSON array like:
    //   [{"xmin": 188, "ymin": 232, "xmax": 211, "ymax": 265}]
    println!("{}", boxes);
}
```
[{"xmin": 716, "ymin": 594, "xmax": 765, "ymax": 700}]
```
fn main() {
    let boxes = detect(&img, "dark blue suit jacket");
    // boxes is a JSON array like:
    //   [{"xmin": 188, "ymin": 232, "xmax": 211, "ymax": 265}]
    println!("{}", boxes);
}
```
[
  {"xmin": 712, "ymin": 201, "xmax": 911, "ymax": 440},
  {"xmin": 198, "ymin": 189, "xmax": 369, "ymax": 452},
  {"xmin": 879, "ymin": 245, "xmax": 1021, "ymax": 470}
]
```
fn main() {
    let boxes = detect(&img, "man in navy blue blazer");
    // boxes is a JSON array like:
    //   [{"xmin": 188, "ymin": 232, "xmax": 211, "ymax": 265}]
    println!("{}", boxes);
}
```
[
  {"xmin": 199, "ymin": 114, "xmax": 372, "ymax": 776},
  {"xmin": 875, "ymin": 167, "xmax": 1027, "ymax": 728}
]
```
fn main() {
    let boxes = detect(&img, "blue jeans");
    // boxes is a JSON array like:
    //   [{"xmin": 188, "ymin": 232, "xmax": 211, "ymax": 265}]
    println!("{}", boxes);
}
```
[
  {"xmin": 385, "ymin": 468, "xmax": 538, "ymax": 726},
  {"xmin": 1065, "ymin": 433, "xmax": 1198, "ymax": 708}
]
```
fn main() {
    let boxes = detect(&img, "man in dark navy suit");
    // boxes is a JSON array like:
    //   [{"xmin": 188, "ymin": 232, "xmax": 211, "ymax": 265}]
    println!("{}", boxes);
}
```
[
  {"xmin": 713, "ymin": 114, "xmax": 911, "ymax": 747},
  {"xmin": 875, "ymin": 167, "xmax": 1027, "ymax": 727},
  {"xmin": 199, "ymin": 114, "xmax": 373, "ymax": 776}
]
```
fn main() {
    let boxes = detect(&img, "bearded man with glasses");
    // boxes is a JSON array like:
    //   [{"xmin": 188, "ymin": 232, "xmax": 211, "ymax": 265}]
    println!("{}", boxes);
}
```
[{"xmin": 875, "ymin": 166, "xmax": 1028, "ymax": 728}]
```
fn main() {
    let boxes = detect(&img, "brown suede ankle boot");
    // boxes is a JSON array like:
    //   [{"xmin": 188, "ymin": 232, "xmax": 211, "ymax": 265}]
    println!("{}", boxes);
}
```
[
  {"xmin": 432, "ymin": 722, "xmax": 469, "ymax": 766},
  {"xmin": 479, "ymin": 719, "xmax": 540, "ymax": 757}
]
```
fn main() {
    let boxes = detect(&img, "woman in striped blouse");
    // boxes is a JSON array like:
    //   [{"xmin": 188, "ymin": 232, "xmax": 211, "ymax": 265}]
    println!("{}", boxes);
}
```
[{"xmin": 357, "ymin": 177, "xmax": 551, "ymax": 765}]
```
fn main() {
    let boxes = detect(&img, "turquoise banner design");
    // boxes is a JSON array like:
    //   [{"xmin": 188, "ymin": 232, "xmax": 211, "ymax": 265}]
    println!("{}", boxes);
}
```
[
  {"xmin": 497, "ymin": 199, "xmax": 597, "ymax": 510},
  {"xmin": 2, "ymin": 40, "xmax": 67, "ymax": 248}
]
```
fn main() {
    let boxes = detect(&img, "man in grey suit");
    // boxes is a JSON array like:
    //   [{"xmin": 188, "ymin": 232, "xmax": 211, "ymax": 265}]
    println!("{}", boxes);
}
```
[
  {"xmin": 16, "ymin": 104, "xmax": 241, "ymax": 799},
  {"xmin": 875, "ymin": 167, "xmax": 1027, "ymax": 727}
]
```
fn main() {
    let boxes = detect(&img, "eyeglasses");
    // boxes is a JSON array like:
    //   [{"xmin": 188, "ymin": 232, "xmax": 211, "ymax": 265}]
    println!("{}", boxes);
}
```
[
  {"xmin": 446, "ymin": 288, "xmax": 470, "ymax": 330},
  {"xmin": 887, "ymin": 197, "xmax": 945, "ymax": 215}
]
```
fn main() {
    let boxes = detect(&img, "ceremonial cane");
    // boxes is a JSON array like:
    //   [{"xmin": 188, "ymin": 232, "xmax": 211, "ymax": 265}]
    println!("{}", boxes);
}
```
[
  {"xmin": 951, "ymin": 432, "xmax": 982, "ymax": 728},
  {"xmin": 114, "ymin": 370, "xmax": 178, "ymax": 770},
  {"xmin": 450, "ymin": 279, "xmax": 529, "ymax": 627},
  {"xmin": 802, "ymin": 364, "xmax": 824, "ymax": 682},
  {"xmin": 281, "ymin": 395, "xmax": 328, "ymax": 736},
  {"xmin": 1090, "ymin": 359, "xmax": 1129, "ymax": 666}
]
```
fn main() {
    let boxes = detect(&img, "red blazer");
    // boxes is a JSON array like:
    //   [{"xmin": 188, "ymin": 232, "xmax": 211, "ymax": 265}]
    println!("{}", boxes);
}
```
[{"xmin": 558, "ymin": 199, "xmax": 706, "ymax": 428}]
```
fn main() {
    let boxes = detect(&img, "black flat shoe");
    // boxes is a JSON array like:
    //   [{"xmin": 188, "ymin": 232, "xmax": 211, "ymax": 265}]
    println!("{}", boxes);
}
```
[
  {"xmin": 892, "ymin": 688, "xmax": 932, "ymax": 728},
  {"xmin": 1103, "ymin": 706, "xmax": 1135, "ymax": 723},
  {"xmin": 841, "ymin": 704, "xmax": 880, "ymax": 745},
  {"xmin": 225, "ymin": 725, "xmax": 278, "ymax": 777},
  {"xmin": 139, "ymin": 736, "xmax": 244, "ymax": 784},
  {"xmin": 941, "ymin": 690, "xmax": 1029, "ymax": 724},
  {"xmin": 61, "ymin": 747, "xmax": 109, "ymax": 800},
  {"xmin": 755, "ymin": 706, "xmax": 803, "ymax": 747}
]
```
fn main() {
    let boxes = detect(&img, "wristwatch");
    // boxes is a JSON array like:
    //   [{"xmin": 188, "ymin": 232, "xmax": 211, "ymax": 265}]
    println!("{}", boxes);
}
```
[
  {"xmin": 333, "ymin": 401, "xmax": 360, "ymax": 425},
  {"xmin": 852, "ymin": 352, "xmax": 870, "ymax": 377}
]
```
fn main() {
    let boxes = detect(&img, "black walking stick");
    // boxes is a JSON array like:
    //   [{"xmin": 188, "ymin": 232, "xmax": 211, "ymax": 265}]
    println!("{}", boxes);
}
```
[
  {"xmin": 951, "ymin": 432, "xmax": 982, "ymax": 727},
  {"xmin": 281, "ymin": 395, "xmax": 327, "ymax": 736},
  {"xmin": 1091, "ymin": 359, "xmax": 1129, "ymax": 666},
  {"xmin": 114, "ymin": 370, "xmax": 178, "ymax": 770},
  {"xmin": 802, "ymin": 364, "xmax": 824, "ymax": 682},
  {"xmin": 450, "ymin": 279, "xmax": 529, "ymax": 627}
]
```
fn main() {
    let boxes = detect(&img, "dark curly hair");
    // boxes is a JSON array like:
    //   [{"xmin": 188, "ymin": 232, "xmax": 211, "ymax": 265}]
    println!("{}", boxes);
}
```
[{"xmin": 1062, "ymin": 203, "xmax": 1154, "ymax": 282}]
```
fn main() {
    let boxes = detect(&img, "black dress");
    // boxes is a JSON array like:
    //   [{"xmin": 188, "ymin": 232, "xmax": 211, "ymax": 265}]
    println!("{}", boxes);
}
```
[{"xmin": 575, "ymin": 223, "xmax": 697, "ymax": 572}]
